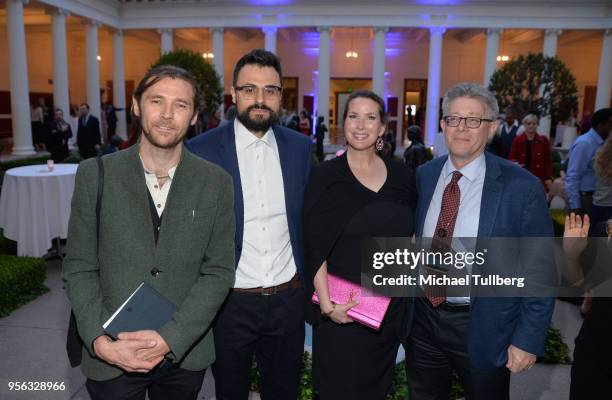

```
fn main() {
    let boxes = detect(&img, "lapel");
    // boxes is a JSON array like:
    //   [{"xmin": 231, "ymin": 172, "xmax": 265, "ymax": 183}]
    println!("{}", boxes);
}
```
[
  {"xmin": 477, "ymin": 152, "xmax": 503, "ymax": 237},
  {"xmin": 219, "ymin": 124, "xmax": 245, "ymax": 244},
  {"xmin": 122, "ymin": 143, "xmax": 158, "ymax": 253},
  {"xmin": 416, "ymin": 156, "xmax": 445, "ymax": 237},
  {"xmin": 272, "ymin": 126, "xmax": 295, "ymax": 221}
]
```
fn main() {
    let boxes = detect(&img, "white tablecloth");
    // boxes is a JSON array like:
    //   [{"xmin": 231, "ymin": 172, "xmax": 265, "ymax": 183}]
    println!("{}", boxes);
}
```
[{"xmin": 0, "ymin": 164, "xmax": 78, "ymax": 257}]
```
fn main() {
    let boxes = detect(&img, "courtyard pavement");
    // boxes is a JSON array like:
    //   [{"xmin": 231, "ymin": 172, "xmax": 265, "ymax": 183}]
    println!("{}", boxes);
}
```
[{"xmin": 0, "ymin": 259, "xmax": 581, "ymax": 400}]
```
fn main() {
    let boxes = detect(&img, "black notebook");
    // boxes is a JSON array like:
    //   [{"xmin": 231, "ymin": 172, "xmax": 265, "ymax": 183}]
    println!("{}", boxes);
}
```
[{"xmin": 103, "ymin": 282, "xmax": 176, "ymax": 339}]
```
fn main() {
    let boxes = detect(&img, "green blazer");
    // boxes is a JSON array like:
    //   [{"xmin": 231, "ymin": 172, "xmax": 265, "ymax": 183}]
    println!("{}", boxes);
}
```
[{"xmin": 63, "ymin": 143, "xmax": 236, "ymax": 381}]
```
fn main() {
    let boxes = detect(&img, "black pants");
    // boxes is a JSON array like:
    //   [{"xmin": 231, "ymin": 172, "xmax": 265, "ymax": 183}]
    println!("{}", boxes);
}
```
[
  {"xmin": 316, "ymin": 138, "xmax": 324, "ymax": 162},
  {"xmin": 404, "ymin": 298, "xmax": 510, "ymax": 400},
  {"xmin": 86, "ymin": 362, "xmax": 205, "ymax": 400},
  {"xmin": 570, "ymin": 298, "xmax": 612, "ymax": 400},
  {"xmin": 212, "ymin": 287, "xmax": 305, "ymax": 400}
]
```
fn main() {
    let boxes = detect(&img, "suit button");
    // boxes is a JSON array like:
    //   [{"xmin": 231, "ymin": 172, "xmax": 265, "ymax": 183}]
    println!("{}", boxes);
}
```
[{"xmin": 150, "ymin": 267, "xmax": 161, "ymax": 277}]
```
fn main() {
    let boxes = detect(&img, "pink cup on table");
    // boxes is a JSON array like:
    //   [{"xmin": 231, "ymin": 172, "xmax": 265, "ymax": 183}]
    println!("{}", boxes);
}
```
[{"xmin": 47, "ymin": 160, "xmax": 54, "ymax": 171}]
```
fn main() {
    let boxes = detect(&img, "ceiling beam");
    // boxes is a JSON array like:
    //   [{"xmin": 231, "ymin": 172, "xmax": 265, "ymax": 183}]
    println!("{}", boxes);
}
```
[
  {"xmin": 453, "ymin": 29, "xmax": 484, "ymax": 43},
  {"xmin": 507, "ymin": 29, "xmax": 542, "ymax": 43}
]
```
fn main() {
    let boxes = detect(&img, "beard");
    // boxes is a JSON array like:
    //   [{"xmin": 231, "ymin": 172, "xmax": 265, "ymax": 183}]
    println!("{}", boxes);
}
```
[
  {"xmin": 142, "ymin": 123, "xmax": 186, "ymax": 150},
  {"xmin": 237, "ymin": 103, "xmax": 280, "ymax": 133}
]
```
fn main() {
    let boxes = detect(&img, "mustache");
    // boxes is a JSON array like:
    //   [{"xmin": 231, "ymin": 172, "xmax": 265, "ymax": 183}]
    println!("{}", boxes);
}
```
[
  {"xmin": 246, "ymin": 103, "xmax": 274, "ymax": 113},
  {"xmin": 154, "ymin": 122, "xmax": 177, "ymax": 129}
]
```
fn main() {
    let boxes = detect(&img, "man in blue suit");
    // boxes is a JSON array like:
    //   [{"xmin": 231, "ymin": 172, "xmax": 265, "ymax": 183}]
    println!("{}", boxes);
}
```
[
  {"xmin": 405, "ymin": 83, "xmax": 555, "ymax": 400},
  {"xmin": 186, "ymin": 49, "xmax": 312, "ymax": 400}
]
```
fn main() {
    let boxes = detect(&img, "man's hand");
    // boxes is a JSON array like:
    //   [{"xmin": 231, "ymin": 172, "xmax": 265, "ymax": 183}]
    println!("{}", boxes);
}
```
[
  {"xmin": 506, "ymin": 344, "xmax": 536, "ymax": 373},
  {"xmin": 118, "ymin": 330, "xmax": 171, "ymax": 362},
  {"xmin": 93, "ymin": 335, "xmax": 162, "ymax": 373}
]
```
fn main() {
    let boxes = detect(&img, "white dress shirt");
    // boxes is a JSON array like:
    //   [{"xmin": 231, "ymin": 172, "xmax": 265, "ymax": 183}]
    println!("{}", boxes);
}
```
[
  {"xmin": 142, "ymin": 158, "xmax": 177, "ymax": 217},
  {"xmin": 423, "ymin": 152, "xmax": 486, "ymax": 303},
  {"xmin": 234, "ymin": 119, "xmax": 297, "ymax": 289}
]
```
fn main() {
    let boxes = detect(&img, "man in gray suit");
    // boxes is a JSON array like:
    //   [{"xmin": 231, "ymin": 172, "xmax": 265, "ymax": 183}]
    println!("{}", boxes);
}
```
[{"xmin": 63, "ymin": 65, "xmax": 236, "ymax": 400}]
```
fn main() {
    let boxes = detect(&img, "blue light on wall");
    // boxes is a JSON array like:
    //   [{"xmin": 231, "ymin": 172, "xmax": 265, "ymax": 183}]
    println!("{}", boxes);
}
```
[
  {"xmin": 247, "ymin": 0, "xmax": 294, "ymax": 5},
  {"xmin": 415, "ymin": 0, "xmax": 462, "ymax": 5}
]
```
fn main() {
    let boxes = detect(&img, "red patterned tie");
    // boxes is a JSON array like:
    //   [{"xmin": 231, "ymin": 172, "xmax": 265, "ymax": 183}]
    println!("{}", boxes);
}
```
[{"xmin": 425, "ymin": 170, "xmax": 462, "ymax": 307}]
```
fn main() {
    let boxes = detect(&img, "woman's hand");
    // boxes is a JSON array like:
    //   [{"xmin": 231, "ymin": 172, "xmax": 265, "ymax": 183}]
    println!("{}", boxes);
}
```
[
  {"xmin": 563, "ymin": 213, "xmax": 590, "ymax": 258},
  {"xmin": 323, "ymin": 298, "xmax": 359, "ymax": 324}
]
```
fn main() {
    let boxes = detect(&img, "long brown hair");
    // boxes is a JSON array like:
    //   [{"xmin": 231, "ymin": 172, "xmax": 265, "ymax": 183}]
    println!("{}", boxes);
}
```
[{"xmin": 595, "ymin": 135, "xmax": 612, "ymax": 183}]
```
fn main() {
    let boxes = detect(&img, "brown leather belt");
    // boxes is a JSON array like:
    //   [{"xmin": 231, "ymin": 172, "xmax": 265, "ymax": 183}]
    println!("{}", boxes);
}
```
[{"xmin": 233, "ymin": 275, "xmax": 302, "ymax": 295}]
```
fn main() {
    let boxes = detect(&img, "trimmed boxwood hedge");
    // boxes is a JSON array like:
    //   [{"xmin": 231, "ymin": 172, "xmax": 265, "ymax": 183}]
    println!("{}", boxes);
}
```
[
  {"xmin": 0, "ymin": 254, "xmax": 48, "ymax": 317},
  {"xmin": 0, "ymin": 155, "xmax": 49, "ymax": 171},
  {"xmin": 0, "ymin": 229, "xmax": 17, "ymax": 255}
]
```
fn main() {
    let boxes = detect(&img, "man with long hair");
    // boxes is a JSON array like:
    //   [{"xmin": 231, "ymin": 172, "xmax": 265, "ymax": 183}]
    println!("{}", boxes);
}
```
[{"xmin": 64, "ymin": 65, "xmax": 236, "ymax": 400}]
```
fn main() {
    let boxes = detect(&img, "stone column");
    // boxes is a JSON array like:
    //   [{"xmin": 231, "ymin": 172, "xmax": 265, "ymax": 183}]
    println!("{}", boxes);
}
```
[
  {"xmin": 211, "ymin": 27, "xmax": 225, "ymax": 116},
  {"xmin": 595, "ymin": 29, "xmax": 612, "ymax": 110},
  {"xmin": 317, "ymin": 27, "xmax": 331, "ymax": 129},
  {"xmin": 539, "ymin": 29, "xmax": 562, "ymax": 137},
  {"xmin": 113, "ymin": 30, "xmax": 127, "ymax": 139},
  {"xmin": 483, "ymin": 28, "xmax": 502, "ymax": 86},
  {"xmin": 263, "ymin": 27, "xmax": 278, "ymax": 54},
  {"xmin": 85, "ymin": 20, "xmax": 101, "ymax": 121},
  {"xmin": 6, "ymin": 0, "xmax": 34, "ymax": 155},
  {"xmin": 372, "ymin": 27, "xmax": 388, "ymax": 98},
  {"xmin": 51, "ymin": 7, "xmax": 70, "ymax": 120},
  {"xmin": 425, "ymin": 27, "xmax": 445, "ymax": 146},
  {"xmin": 159, "ymin": 28, "xmax": 173, "ymax": 55}
]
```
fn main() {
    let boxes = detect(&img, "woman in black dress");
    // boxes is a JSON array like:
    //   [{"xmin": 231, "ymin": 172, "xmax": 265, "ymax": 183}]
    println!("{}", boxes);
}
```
[{"xmin": 304, "ymin": 90, "xmax": 416, "ymax": 399}]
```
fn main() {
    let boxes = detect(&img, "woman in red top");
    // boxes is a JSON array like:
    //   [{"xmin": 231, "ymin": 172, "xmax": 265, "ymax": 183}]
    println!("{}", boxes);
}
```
[
  {"xmin": 299, "ymin": 110, "xmax": 311, "ymax": 136},
  {"xmin": 508, "ymin": 113, "xmax": 552, "ymax": 191}
]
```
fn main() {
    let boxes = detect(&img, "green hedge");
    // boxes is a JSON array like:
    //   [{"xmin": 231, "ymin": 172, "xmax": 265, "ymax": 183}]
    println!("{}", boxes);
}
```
[
  {"xmin": 540, "ymin": 326, "xmax": 571, "ymax": 364},
  {"xmin": 0, "ymin": 254, "xmax": 48, "ymax": 317},
  {"xmin": 0, "ymin": 229, "xmax": 17, "ymax": 255},
  {"xmin": 0, "ymin": 155, "xmax": 49, "ymax": 171}
]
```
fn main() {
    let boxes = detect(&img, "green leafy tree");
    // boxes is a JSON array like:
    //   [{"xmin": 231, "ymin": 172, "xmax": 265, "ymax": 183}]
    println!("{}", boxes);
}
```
[
  {"xmin": 151, "ymin": 49, "xmax": 223, "ymax": 125},
  {"xmin": 488, "ymin": 53, "xmax": 578, "ymax": 128}
]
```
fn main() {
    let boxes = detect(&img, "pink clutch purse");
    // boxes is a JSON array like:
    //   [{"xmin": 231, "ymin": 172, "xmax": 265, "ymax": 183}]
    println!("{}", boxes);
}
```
[{"xmin": 311, "ymin": 273, "xmax": 391, "ymax": 330}]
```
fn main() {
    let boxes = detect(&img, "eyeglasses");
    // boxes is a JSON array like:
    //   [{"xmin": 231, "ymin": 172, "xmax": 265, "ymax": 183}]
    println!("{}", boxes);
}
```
[
  {"xmin": 235, "ymin": 85, "xmax": 282, "ymax": 100},
  {"xmin": 443, "ymin": 116, "xmax": 492, "ymax": 129}
]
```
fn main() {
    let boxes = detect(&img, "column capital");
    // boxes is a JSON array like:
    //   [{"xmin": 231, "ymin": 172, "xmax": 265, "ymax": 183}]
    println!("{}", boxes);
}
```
[
  {"xmin": 210, "ymin": 27, "xmax": 224, "ymax": 34},
  {"xmin": 111, "ymin": 28, "xmax": 124, "ymax": 36},
  {"xmin": 317, "ymin": 26, "xmax": 331, "ymax": 34},
  {"xmin": 46, "ymin": 6, "xmax": 70, "ymax": 17},
  {"xmin": 486, "ymin": 28, "xmax": 503, "ymax": 35},
  {"xmin": 12, "ymin": 0, "xmax": 30, "ymax": 5},
  {"xmin": 604, "ymin": 28, "xmax": 612, "ymax": 37},
  {"xmin": 429, "ymin": 27, "xmax": 446, "ymax": 36},
  {"xmin": 373, "ymin": 26, "xmax": 389, "ymax": 34},
  {"xmin": 157, "ymin": 28, "xmax": 172, "ymax": 35},
  {"xmin": 544, "ymin": 29, "xmax": 563, "ymax": 37},
  {"xmin": 262, "ymin": 26, "xmax": 278, "ymax": 34}
]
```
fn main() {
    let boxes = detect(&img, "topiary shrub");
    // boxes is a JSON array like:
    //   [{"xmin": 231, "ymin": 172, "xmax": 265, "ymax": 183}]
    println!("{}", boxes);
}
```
[
  {"xmin": 151, "ymin": 49, "xmax": 224, "ymax": 126},
  {"xmin": 489, "ymin": 53, "xmax": 578, "ymax": 133}
]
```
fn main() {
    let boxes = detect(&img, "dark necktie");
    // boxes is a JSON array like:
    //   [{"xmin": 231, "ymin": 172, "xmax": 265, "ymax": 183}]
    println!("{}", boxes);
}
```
[{"xmin": 425, "ymin": 170, "xmax": 462, "ymax": 307}]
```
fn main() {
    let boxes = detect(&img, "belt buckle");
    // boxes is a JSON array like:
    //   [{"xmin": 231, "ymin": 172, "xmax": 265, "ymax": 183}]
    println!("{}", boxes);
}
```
[{"xmin": 261, "ymin": 286, "xmax": 277, "ymax": 296}]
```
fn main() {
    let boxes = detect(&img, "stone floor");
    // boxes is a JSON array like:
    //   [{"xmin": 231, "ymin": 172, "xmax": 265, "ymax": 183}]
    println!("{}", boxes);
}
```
[{"xmin": 0, "ymin": 259, "xmax": 581, "ymax": 399}]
